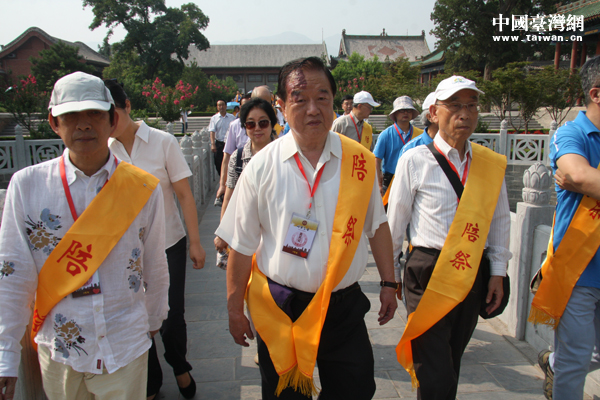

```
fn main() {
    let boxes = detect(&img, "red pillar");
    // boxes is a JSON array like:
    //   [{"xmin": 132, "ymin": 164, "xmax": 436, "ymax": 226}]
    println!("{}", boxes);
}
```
[
  {"xmin": 581, "ymin": 43, "xmax": 588, "ymax": 66},
  {"xmin": 554, "ymin": 42, "xmax": 561, "ymax": 70},
  {"xmin": 596, "ymin": 35, "xmax": 600, "ymax": 55},
  {"xmin": 570, "ymin": 41, "xmax": 578, "ymax": 73}
]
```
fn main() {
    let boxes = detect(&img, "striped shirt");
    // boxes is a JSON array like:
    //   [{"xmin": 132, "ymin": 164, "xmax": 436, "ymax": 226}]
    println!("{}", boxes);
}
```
[{"xmin": 387, "ymin": 134, "xmax": 511, "ymax": 276}]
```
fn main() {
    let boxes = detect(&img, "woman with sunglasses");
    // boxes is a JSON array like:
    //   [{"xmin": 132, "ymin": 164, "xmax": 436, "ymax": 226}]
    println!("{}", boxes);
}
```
[
  {"xmin": 104, "ymin": 80, "xmax": 205, "ymax": 400},
  {"xmin": 214, "ymin": 98, "xmax": 278, "ymax": 251}
]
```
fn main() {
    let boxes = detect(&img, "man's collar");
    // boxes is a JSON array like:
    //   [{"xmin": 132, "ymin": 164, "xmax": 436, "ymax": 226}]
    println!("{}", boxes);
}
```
[
  {"xmin": 62, "ymin": 148, "xmax": 117, "ymax": 185},
  {"xmin": 433, "ymin": 133, "xmax": 472, "ymax": 160},
  {"xmin": 576, "ymin": 111, "xmax": 600, "ymax": 135},
  {"xmin": 350, "ymin": 111, "xmax": 363, "ymax": 124},
  {"xmin": 281, "ymin": 130, "xmax": 341, "ymax": 165}
]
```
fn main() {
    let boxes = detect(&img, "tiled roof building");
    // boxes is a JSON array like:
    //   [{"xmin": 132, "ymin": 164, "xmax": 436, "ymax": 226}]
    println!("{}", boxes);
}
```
[{"xmin": 337, "ymin": 29, "xmax": 430, "ymax": 62}]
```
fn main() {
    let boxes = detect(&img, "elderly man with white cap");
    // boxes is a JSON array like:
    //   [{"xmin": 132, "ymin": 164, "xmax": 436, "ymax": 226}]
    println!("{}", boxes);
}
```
[
  {"xmin": 0, "ymin": 72, "xmax": 169, "ymax": 400},
  {"xmin": 374, "ymin": 96, "xmax": 423, "ymax": 198},
  {"xmin": 387, "ymin": 76, "xmax": 511, "ymax": 400},
  {"xmin": 331, "ymin": 90, "xmax": 380, "ymax": 149}
]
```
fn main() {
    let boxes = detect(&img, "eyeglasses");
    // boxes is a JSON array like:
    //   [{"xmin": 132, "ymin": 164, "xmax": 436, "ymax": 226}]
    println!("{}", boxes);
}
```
[
  {"xmin": 397, "ymin": 109, "xmax": 413, "ymax": 114},
  {"xmin": 436, "ymin": 102, "xmax": 480, "ymax": 113},
  {"xmin": 244, "ymin": 120, "xmax": 270, "ymax": 130}
]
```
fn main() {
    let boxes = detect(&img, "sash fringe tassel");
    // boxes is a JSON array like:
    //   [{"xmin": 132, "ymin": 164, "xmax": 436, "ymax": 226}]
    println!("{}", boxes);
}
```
[
  {"xmin": 275, "ymin": 366, "xmax": 319, "ymax": 398},
  {"xmin": 528, "ymin": 306, "xmax": 559, "ymax": 330}
]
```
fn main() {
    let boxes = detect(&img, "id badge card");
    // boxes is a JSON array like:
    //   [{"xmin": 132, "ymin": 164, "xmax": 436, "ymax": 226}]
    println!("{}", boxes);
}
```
[
  {"xmin": 282, "ymin": 213, "xmax": 319, "ymax": 259},
  {"xmin": 72, "ymin": 271, "xmax": 102, "ymax": 298}
]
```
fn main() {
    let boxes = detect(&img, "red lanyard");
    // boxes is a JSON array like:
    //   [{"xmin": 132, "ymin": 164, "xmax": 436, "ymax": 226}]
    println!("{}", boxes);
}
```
[
  {"xmin": 293, "ymin": 153, "xmax": 325, "ymax": 217},
  {"xmin": 393, "ymin": 123, "xmax": 413, "ymax": 145},
  {"xmin": 349, "ymin": 114, "xmax": 362, "ymax": 142},
  {"xmin": 433, "ymin": 143, "xmax": 469, "ymax": 201},
  {"xmin": 60, "ymin": 155, "xmax": 117, "ymax": 221}
]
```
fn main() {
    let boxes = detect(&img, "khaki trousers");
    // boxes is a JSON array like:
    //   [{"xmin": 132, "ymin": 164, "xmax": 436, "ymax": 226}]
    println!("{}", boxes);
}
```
[{"xmin": 38, "ymin": 345, "xmax": 148, "ymax": 400}]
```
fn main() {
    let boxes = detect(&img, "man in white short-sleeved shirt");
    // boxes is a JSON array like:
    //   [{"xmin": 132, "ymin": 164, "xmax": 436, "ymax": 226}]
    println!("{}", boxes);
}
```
[
  {"xmin": 216, "ymin": 57, "xmax": 397, "ymax": 400},
  {"xmin": 208, "ymin": 100, "xmax": 235, "ymax": 178}
]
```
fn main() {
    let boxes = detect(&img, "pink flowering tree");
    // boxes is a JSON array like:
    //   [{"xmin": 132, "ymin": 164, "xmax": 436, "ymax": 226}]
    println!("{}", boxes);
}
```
[
  {"xmin": 0, "ymin": 75, "xmax": 53, "ymax": 138},
  {"xmin": 142, "ymin": 78, "xmax": 198, "ymax": 122},
  {"xmin": 206, "ymin": 76, "xmax": 238, "ymax": 106}
]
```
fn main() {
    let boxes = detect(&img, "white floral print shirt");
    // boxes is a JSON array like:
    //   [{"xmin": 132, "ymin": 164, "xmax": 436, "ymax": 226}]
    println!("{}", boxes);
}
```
[{"xmin": 0, "ymin": 149, "xmax": 169, "ymax": 376}]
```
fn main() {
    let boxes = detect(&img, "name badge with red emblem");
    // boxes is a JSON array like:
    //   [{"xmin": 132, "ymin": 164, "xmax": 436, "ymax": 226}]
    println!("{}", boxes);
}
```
[{"xmin": 282, "ymin": 213, "xmax": 319, "ymax": 259}]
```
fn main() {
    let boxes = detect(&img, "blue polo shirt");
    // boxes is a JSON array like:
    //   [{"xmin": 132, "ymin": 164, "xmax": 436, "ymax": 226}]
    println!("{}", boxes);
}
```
[
  {"xmin": 373, "ymin": 123, "xmax": 416, "ymax": 174},
  {"xmin": 550, "ymin": 111, "xmax": 600, "ymax": 288},
  {"xmin": 400, "ymin": 128, "xmax": 434, "ymax": 157}
]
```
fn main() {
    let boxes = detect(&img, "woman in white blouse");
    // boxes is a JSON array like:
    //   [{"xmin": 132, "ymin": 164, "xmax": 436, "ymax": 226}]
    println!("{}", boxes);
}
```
[{"xmin": 105, "ymin": 80, "xmax": 205, "ymax": 400}]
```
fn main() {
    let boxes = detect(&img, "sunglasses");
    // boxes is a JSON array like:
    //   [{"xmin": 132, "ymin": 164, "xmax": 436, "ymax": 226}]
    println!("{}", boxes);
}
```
[{"xmin": 245, "ymin": 120, "xmax": 270, "ymax": 130}]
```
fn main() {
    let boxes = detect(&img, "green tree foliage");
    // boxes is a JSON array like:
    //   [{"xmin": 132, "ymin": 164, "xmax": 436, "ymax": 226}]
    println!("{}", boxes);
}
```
[
  {"xmin": 0, "ymin": 75, "xmax": 54, "ymax": 138},
  {"xmin": 30, "ymin": 41, "xmax": 95, "ymax": 92},
  {"xmin": 142, "ymin": 77, "xmax": 197, "ymax": 122},
  {"xmin": 368, "ymin": 58, "xmax": 427, "ymax": 110},
  {"xmin": 84, "ymin": 0, "xmax": 210, "ymax": 81},
  {"xmin": 332, "ymin": 53, "xmax": 386, "ymax": 106},
  {"xmin": 431, "ymin": 0, "xmax": 556, "ymax": 78},
  {"xmin": 102, "ymin": 50, "xmax": 147, "ymax": 110},
  {"xmin": 538, "ymin": 66, "xmax": 582, "ymax": 125},
  {"xmin": 206, "ymin": 76, "xmax": 238, "ymax": 109}
]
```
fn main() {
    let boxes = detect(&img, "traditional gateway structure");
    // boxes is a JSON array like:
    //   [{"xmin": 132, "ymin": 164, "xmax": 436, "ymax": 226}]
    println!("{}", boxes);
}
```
[
  {"xmin": 0, "ymin": 27, "xmax": 109, "ymax": 85},
  {"xmin": 184, "ymin": 43, "xmax": 329, "ymax": 93},
  {"xmin": 336, "ymin": 28, "xmax": 430, "ymax": 63}
]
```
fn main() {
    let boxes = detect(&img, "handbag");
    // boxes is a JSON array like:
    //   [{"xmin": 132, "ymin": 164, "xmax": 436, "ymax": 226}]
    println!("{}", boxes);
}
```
[{"xmin": 426, "ymin": 142, "xmax": 510, "ymax": 319}]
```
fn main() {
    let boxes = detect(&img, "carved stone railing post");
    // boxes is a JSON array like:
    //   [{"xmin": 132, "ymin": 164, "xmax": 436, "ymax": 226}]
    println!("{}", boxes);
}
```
[
  {"xmin": 191, "ymin": 130, "xmax": 205, "ymax": 205},
  {"xmin": 14, "ymin": 125, "xmax": 27, "ymax": 170},
  {"xmin": 547, "ymin": 120, "xmax": 558, "ymax": 165},
  {"xmin": 166, "ymin": 122, "xmax": 174, "ymax": 135},
  {"xmin": 499, "ymin": 119, "xmax": 508, "ymax": 158},
  {"xmin": 201, "ymin": 128, "xmax": 211, "ymax": 195},
  {"xmin": 503, "ymin": 162, "xmax": 554, "ymax": 339},
  {"xmin": 179, "ymin": 135, "xmax": 193, "ymax": 228}
]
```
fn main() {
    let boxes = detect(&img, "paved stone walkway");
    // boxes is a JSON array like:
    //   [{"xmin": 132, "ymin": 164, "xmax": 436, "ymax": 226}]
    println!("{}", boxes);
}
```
[{"xmin": 153, "ymin": 193, "xmax": 563, "ymax": 399}]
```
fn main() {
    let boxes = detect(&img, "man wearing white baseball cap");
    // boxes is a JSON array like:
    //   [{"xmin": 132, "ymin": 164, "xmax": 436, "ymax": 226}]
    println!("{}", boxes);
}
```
[
  {"xmin": 374, "ymin": 95, "xmax": 423, "ymax": 199},
  {"xmin": 332, "ymin": 90, "xmax": 380, "ymax": 149},
  {"xmin": 0, "ymin": 72, "xmax": 169, "ymax": 400},
  {"xmin": 388, "ymin": 75, "xmax": 510, "ymax": 399}
]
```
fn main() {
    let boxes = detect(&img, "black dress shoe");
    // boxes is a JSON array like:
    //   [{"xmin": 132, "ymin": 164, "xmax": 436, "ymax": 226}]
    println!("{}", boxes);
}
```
[{"xmin": 178, "ymin": 372, "xmax": 196, "ymax": 399}]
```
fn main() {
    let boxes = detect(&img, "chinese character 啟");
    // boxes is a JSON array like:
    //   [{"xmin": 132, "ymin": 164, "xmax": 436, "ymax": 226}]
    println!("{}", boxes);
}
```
[
  {"xmin": 57, "ymin": 240, "xmax": 93, "ymax": 277},
  {"xmin": 461, "ymin": 223, "xmax": 480, "ymax": 243},
  {"xmin": 352, "ymin": 154, "xmax": 368, "ymax": 181}
]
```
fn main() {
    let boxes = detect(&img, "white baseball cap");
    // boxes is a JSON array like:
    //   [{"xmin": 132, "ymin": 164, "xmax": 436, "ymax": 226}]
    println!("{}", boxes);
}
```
[
  {"xmin": 49, "ymin": 72, "xmax": 114, "ymax": 117},
  {"xmin": 434, "ymin": 76, "xmax": 484, "ymax": 101},
  {"xmin": 422, "ymin": 92, "xmax": 436, "ymax": 115},
  {"xmin": 353, "ymin": 91, "xmax": 380, "ymax": 107}
]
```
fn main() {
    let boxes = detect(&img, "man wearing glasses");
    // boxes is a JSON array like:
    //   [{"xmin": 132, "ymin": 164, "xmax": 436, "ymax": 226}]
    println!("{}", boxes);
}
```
[
  {"xmin": 387, "ymin": 76, "xmax": 511, "ymax": 400},
  {"xmin": 332, "ymin": 91, "xmax": 379, "ymax": 150}
]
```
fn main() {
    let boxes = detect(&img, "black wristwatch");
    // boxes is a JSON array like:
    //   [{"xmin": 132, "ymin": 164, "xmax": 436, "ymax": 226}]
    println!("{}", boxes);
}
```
[{"xmin": 380, "ymin": 280, "xmax": 400, "ymax": 291}]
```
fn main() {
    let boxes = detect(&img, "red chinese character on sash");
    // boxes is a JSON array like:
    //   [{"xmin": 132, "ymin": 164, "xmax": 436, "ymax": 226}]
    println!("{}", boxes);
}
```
[
  {"xmin": 461, "ymin": 223, "xmax": 480, "ymax": 243},
  {"xmin": 352, "ymin": 154, "xmax": 367, "ymax": 181},
  {"xmin": 342, "ymin": 216, "xmax": 358, "ymax": 246},
  {"xmin": 57, "ymin": 240, "xmax": 93, "ymax": 277},
  {"xmin": 450, "ymin": 251, "xmax": 472, "ymax": 271},
  {"xmin": 365, "ymin": 136, "xmax": 370, "ymax": 144},
  {"xmin": 590, "ymin": 201, "xmax": 600, "ymax": 220}
]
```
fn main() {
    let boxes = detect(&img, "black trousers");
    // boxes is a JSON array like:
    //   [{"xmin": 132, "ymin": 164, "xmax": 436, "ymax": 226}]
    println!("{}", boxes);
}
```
[
  {"xmin": 214, "ymin": 140, "xmax": 225, "ymax": 176},
  {"xmin": 404, "ymin": 247, "xmax": 486, "ymax": 400},
  {"xmin": 258, "ymin": 284, "xmax": 376, "ymax": 400},
  {"xmin": 382, "ymin": 172, "xmax": 394, "ymax": 195},
  {"xmin": 147, "ymin": 236, "xmax": 192, "ymax": 396}
]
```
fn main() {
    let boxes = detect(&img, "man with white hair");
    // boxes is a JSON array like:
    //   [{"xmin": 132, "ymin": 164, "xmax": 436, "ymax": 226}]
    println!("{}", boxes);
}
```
[
  {"xmin": 331, "ymin": 90, "xmax": 380, "ymax": 149},
  {"xmin": 0, "ymin": 72, "xmax": 169, "ymax": 400},
  {"xmin": 373, "ymin": 96, "xmax": 423, "ymax": 197},
  {"xmin": 388, "ymin": 76, "xmax": 510, "ymax": 399}
]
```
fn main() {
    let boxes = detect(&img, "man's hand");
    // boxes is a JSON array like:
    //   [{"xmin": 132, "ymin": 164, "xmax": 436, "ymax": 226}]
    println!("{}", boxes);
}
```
[
  {"xmin": 189, "ymin": 242, "xmax": 206, "ymax": 270},
  {"xmin": 378, "ymin": 287, "xmax": 398, "ymax": 325},
  {"xmin": 379, "ymin": 185, "xmax": 384, "ymax": 197},
  {"xmin": 0, "ymin": 377, "xmax": 16, "ymax": 400},
  {"xmin": 214, "ymin": 236, "xmax": 228, "ymax": 253},
  {"xmin": 554, "ymin": 169, "xmax": 577, "ymax": 192},
  {"xmin": 228, "ymin": 311, "xmax": 254, "ymax": 346},
  {"xmin": 485, "ymin": 276, "xmax": 504, "ymax": 315},
  {"xmin": 211, "ymin": 143, "xmax": 216, "ymax": 153}
]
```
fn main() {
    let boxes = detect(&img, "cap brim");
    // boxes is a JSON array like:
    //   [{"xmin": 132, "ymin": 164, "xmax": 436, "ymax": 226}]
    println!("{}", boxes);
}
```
[
  {"xmin": 51, "ymin": 100, "xmax": 112, "ymax": 117},
  {"xmin": 389, "ymin": 107, "xmax": 418, "ymax": 120},
  {"xmin": 436, "ymin": 86, "xmax": 484, "ymax": 101},
  {"xmin": 367, "ymin": 101, "xmax": 381, "ymax": 107}
]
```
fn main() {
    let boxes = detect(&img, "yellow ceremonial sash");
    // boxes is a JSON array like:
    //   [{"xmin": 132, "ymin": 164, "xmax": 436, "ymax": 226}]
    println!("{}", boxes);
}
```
[
  {"xmin": 246, "ymin": 134, "xmax": 375, "ymax": 397},
  {"xmin": 382, "ymin": 176, "xmax": 394, "ymax": 206},
  {"xmin": 529, "ymin": 166, "xmax": 600, "ymax": 329},
  {"xmin": 395, "ymin": 143, "xmax": 506, "ymax": 387},
  {"xmin": 31, "ymin": 161, "xmax": 159, "ymax": 346},
  {"xmin": 361, "ymin": 122, "xmax": 373, "ymax": 149}
]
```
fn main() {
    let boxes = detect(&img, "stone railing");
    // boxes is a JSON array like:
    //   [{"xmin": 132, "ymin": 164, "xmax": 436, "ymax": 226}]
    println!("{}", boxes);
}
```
[{"xmin": 469, "ymin": 119, "xmax": 557, "ymax": 165}]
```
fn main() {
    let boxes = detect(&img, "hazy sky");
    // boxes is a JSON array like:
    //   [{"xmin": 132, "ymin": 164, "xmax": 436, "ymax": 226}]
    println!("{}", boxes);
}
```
[{"xmin": 0, "ymin": 0, "xmax": 439, "ymax": 56}]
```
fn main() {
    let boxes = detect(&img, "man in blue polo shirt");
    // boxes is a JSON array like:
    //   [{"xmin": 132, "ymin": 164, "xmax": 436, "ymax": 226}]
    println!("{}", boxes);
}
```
[
  {"xmin": 536, "ymin": 55, "xmax": 600, "ymax": 400},
  {"xmin": 373, "ymin": 96, "xmax": 422, "ymax": 197},
  {"xmin": 400, "ymin": 92, "xmax": 438, "ymax": 156}
]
